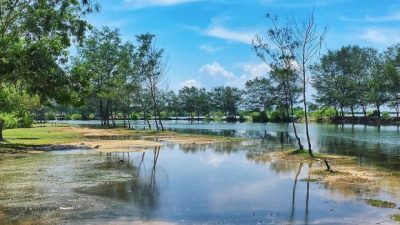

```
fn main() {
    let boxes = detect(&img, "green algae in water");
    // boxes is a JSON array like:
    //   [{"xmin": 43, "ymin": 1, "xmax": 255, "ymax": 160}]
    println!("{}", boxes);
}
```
[
  {"xmin": 365, "ymin": 199, "xmax": 397, "ymax": 208},
  {"xmin": 391, "ymin": 214, "xmax": 400, "ymax": 222}
]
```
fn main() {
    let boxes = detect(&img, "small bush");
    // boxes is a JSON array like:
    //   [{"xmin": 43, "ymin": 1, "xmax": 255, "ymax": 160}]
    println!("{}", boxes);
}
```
[
  {"xmin": 160, "ymin": 111, "xmax": 169, "ymax": 120},
  {"xmin": 368, "ymin": 110, "xmax": 380, "ymax": 117},
  {"xmin": 0, "ymin": 113, "xmax": 33, "ymax": 129},
  {"xmin": 18, "ymin": 113, "xmax": 33, "ymax": 128},
  {"xmin": 251, "ymin": 111, "xmax": 268, "ymax": 122},
  {"xmin": 269, "ymin": 110, "xmax": 286, "ymax": 122},
  {"xmin": 70, "ymin": 114, "xmax": 82, "ymax": 120},
  {"xmin": 295, "ymin": 109, "xmax": 304, "ymax": 119},
  {"xmin": 47, "ymin": 112, "xmax": 55, "ymax": 120},
  {"xmin": 0, "ymin": 114, "xmax": 18, "ymax": 129},
  {"xmin": 131, "ymin": 113, "xmax": 139, "ymax": 120},
  {"xmin": 382, "ymin": 112, "xmax": 390, "ymax": 118},
  {"xmin": 64, "ymin": 114, "xmax": 71, "ymax": 120},
  {"xmin": 88, "ymin": 113, "xmax": 96, "ymax": 120},
  {"xmin": 312, "ymin": 107, "xmax": 337, "ymax": 120}
]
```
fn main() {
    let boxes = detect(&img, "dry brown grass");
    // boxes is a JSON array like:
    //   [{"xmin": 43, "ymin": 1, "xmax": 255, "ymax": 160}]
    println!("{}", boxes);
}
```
[{"xmin": 310, "ymin": 166, "xmax": 380, "ymax": 194}]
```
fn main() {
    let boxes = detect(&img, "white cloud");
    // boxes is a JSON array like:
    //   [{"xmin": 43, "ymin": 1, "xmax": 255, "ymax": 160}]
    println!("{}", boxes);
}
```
[
  {"xmin": 179, "ymin": 79, "xmax": 201, "ymax": 88},
  {"xmin": 199, "ymin": 62, "xmax": 235, "ymax": 79},
  {"xmin": 198, "ymin": 62, "xmax": 272, "ymax": 89},
  {"xmin": 358, "ymin": 28, "xmax": 400, "ymax": 45},
  {"xmin": 199, "ymin": 44, "xmax": 223, "ymax": 53},
  {"xmin": 204, "ymin": 26, "xmax": 256, "ymax": 45},
  {"xmin": 200, "ymin": 153, "xmax": 228, "ymax": 167},
  {"xmin": 124, "ymin": 0, "xmax": 200, "ymax": 9},
  {"xmin": 241, "ymin": 63, "xmax": 271, "ymax": 79},
  {"xmin": 341, "ymin": 11, "xmax": 400, "ymax": 22},
  {"xmin": 259, "ymin": 0, "xmax": 345, "ymax": 8}
]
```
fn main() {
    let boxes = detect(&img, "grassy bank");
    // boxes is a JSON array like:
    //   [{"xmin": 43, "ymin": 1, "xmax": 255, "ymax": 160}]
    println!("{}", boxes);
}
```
[{"xmin": 0, "ymin": 124, "xmax": 243, "ymax": 153}]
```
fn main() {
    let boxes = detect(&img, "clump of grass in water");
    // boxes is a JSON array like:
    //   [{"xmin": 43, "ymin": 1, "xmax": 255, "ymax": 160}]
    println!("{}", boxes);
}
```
[
  {"xmin": 391, "ymin": 214, "xmax": 400, "ymax": 222},
  {"xmin": 300, "ymin": 178, "xmax": 319, "ymax": 182},
  {"xmin": 365, "ymin": 199, "xmax": 397, "ymax": 208},
  {"xmin": 287, "ymin": 149, "xmax": 322, "ymax": 157}
]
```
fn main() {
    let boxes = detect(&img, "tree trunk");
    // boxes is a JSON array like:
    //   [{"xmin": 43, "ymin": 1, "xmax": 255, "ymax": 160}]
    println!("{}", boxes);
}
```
[
  {"xmin": 377, "ymin": 105, "xmax": 381, "ymax": 117},
  {"xmin": 100, "ymin": 99, "xmax": 104, "ymax": 126},
  {"xmin": 157, "ymin": 110, "xmax": 164, "ymax": 131},
  {"xmin": 350, "ymin": 106, "xmax": 355, "ymax": 118},
  {"xmin": 289, "ymin": 105, "xmax": 303, "ymax": 150},
  {"xmin": 362, "ymin": 106, "xmax": 367, "ymax": 117},
  {"xmin": 123, "ymin": 113, "xmax": 126, "ymax": 128},
  {"xmin": 0, "ymin": 119, "xmax": 4, "ymax": 142},
  {"xmin": 302, "ymin": 66, "xmax": 313, "ymax": 156},
  {"xmin": 340, "ymin": 106, "xmax": 344, "ymax": 117},
  {"xmin": 334, "ymin": 107, "xmax": 339, "ymax": 117},
  {"xmin": 106, "ymin": 100, "xmax": 110, "ymax": 127}
]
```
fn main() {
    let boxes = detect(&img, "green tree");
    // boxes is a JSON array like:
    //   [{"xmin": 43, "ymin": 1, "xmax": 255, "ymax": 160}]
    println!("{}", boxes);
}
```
[
  {"xmin": 253, "ymin": 14, "xmax": 304, "ymax": 149},
  {"xmin": 242, "ymin": 77, "xmax": 274, "ymax": 122},
  {"xmin": 75, "ymin": 27, "xmax": 128, "ymax": 127},
  {"xmin": 136, "ymin": 33, "xmax": 166, "ymax": 131},
  {"xmin": 210, "ymin": 86, "xmax": 241, "ymax": 121},
  {"xmin": 0, "ymin": 0, "xmax": 94, "ymax": 140}
]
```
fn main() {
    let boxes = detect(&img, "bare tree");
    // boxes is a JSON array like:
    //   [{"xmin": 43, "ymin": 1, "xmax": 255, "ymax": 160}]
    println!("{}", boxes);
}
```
[
  {"xmin": 292, "ymin": 10, "xmax": 327, "ymax": 156},
  {"xmin": 253, "ymin": 14, "xmax": 304, "ymax": 150}
]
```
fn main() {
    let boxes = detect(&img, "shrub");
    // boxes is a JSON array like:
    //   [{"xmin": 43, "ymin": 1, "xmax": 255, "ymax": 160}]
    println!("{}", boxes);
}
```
[
  {"xmin": 0, "ymin": 113, "xmax": 33, "ymax": 129},
  {"xmin": 312, "ymin": 107, "xmax": 337, "ymax": 120},
  {"xmin": 131, "ymin": 113, "xmax": 139, "ymax": 120},
  {"xmin": 251, "ymin": 111, "xmax": 268, "ymax": 122},
  {"xmin": 88, "ymin": 113, "xmax": 96, "ymax": 120},
  {"xmin": 47, "ymin": 112, "xmax": 55, "ymax": 120},
  {"xmin": 295, "ymin": 109, "xmax": 304, "ymax": 119},
  {"xmin": 18, "ymin": 113, "xmax": 33, "ymax": 128},
  {"xmin": 382, "ymin": 112, "xmax": 390, "ymax": 118},
  {"xmin": 64, "ymin": 114, "xmax": 71, "ymax": 120},
  {"xmin": 368, "ymin": 110, "xmax": 380, "ymax": 117},
  {"xmin": 70, "ymin": 114, "xmax": 82, "ymax": 120},
  {"xmin": 160, "ymin": 111, "xmax": 169, "ymax": 120},
  {"xmin": 0, "ymin": 114, "xmax": 18, "ymax": 129},
  {"xmin": 269, "ymin": 110, "xmax": 283, "ymax": 122}
]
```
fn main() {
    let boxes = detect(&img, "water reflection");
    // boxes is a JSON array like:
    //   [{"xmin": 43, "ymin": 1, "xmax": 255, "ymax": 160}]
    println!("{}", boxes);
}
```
[{"xmin": 76, "ymin": 146, "xmax": 162, "ymax": 218}]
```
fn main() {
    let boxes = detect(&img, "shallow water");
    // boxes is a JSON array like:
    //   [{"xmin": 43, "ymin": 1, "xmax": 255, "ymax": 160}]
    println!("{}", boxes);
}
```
[
  {"xmin": 56, "ymin": 120, "xmax": 400, "ymax": 170},
  {"xmin": 0, "ymin": 139, "xmax": 399, "ymax": 225},
  {"xmin": 2, "ymin": 121, "xmax": 400, "ymax": 224}
]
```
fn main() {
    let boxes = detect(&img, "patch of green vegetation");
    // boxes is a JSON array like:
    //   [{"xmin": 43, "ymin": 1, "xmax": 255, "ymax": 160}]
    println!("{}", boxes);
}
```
[
  {"xmin": 365, "ymin": 199, "xmax": 397, "ymax": 208},
  {"xmin": 300, "ymin": 178, "xmax": 320, "ymax": 182},
  {"xmin": 1, "ymin": 126, "xmax": 81, "ymax": 148},
  {"xmin": 311, "ymin": 170, "xmax": 349, "ymax": 176},
  {"xmin": 286, "ymin": 149, "xmax": 322, "ymax": 158},
  {"xmin": 391, "ymin": 214, "xmax": 400, "ymax": 222}
]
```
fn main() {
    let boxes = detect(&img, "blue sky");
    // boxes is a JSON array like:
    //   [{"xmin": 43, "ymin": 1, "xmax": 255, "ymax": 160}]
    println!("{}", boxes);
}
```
[{"xmin": 86, "ymin": 0, "xmax": 400, "ymax": 91}]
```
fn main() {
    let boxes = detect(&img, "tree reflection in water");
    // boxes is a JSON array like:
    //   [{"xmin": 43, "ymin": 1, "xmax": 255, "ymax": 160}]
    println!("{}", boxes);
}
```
[{"xmin": 75, "ymin": 146, "xmax": 162, "ymax": 218}]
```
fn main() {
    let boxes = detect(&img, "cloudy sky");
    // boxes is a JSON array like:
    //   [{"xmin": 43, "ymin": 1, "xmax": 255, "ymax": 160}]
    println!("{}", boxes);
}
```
[{"xmin": 86, "ymin": 0, "xmax": 400, "ymax": 91}]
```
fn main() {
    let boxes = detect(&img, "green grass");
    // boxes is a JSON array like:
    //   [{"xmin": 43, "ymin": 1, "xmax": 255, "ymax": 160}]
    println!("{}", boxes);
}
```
[
  {"xmin": 391, "ymin": 214, "xmax": 400, "ymax": 222},
  {"xmin": 0, "ymin": 124, "xmax": 243, "ymax": 151},
  {"xmin": 365, "ymin": 199, "xmax": 397, "ymax": 208},
  {"xmin": 300, "ymin": 178, "xmax": 320, "ymax": 182},
  {"xmin": 286, "ymin": 149, "xmax": 323, "ymax": 158},
  {"xmin": 1, "ymin": 126, "xmax": 81, "ymax": 148}
]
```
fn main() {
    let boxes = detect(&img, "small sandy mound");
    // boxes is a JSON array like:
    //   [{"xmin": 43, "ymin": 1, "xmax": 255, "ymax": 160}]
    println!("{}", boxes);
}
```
[
  {"xmin": 311, "ymin": 166, "xmax": 380, "ymax": 194},
  {"xmin": 71, "ymin": 140, "xmax": 161, "ymax": 153},
  {"xmin": 67, "ymin": 127, "xmax": 128, "ymax": 137}
]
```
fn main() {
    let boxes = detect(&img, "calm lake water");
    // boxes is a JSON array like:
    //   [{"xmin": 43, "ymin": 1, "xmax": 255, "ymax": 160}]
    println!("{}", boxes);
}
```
[
  {"xmin": 56, "ymin": 120, "xmax": 400, "ymax": 170},
  {"xmin": 1, "ymin": 121, "xmax": 399, "ymax": 224}
]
